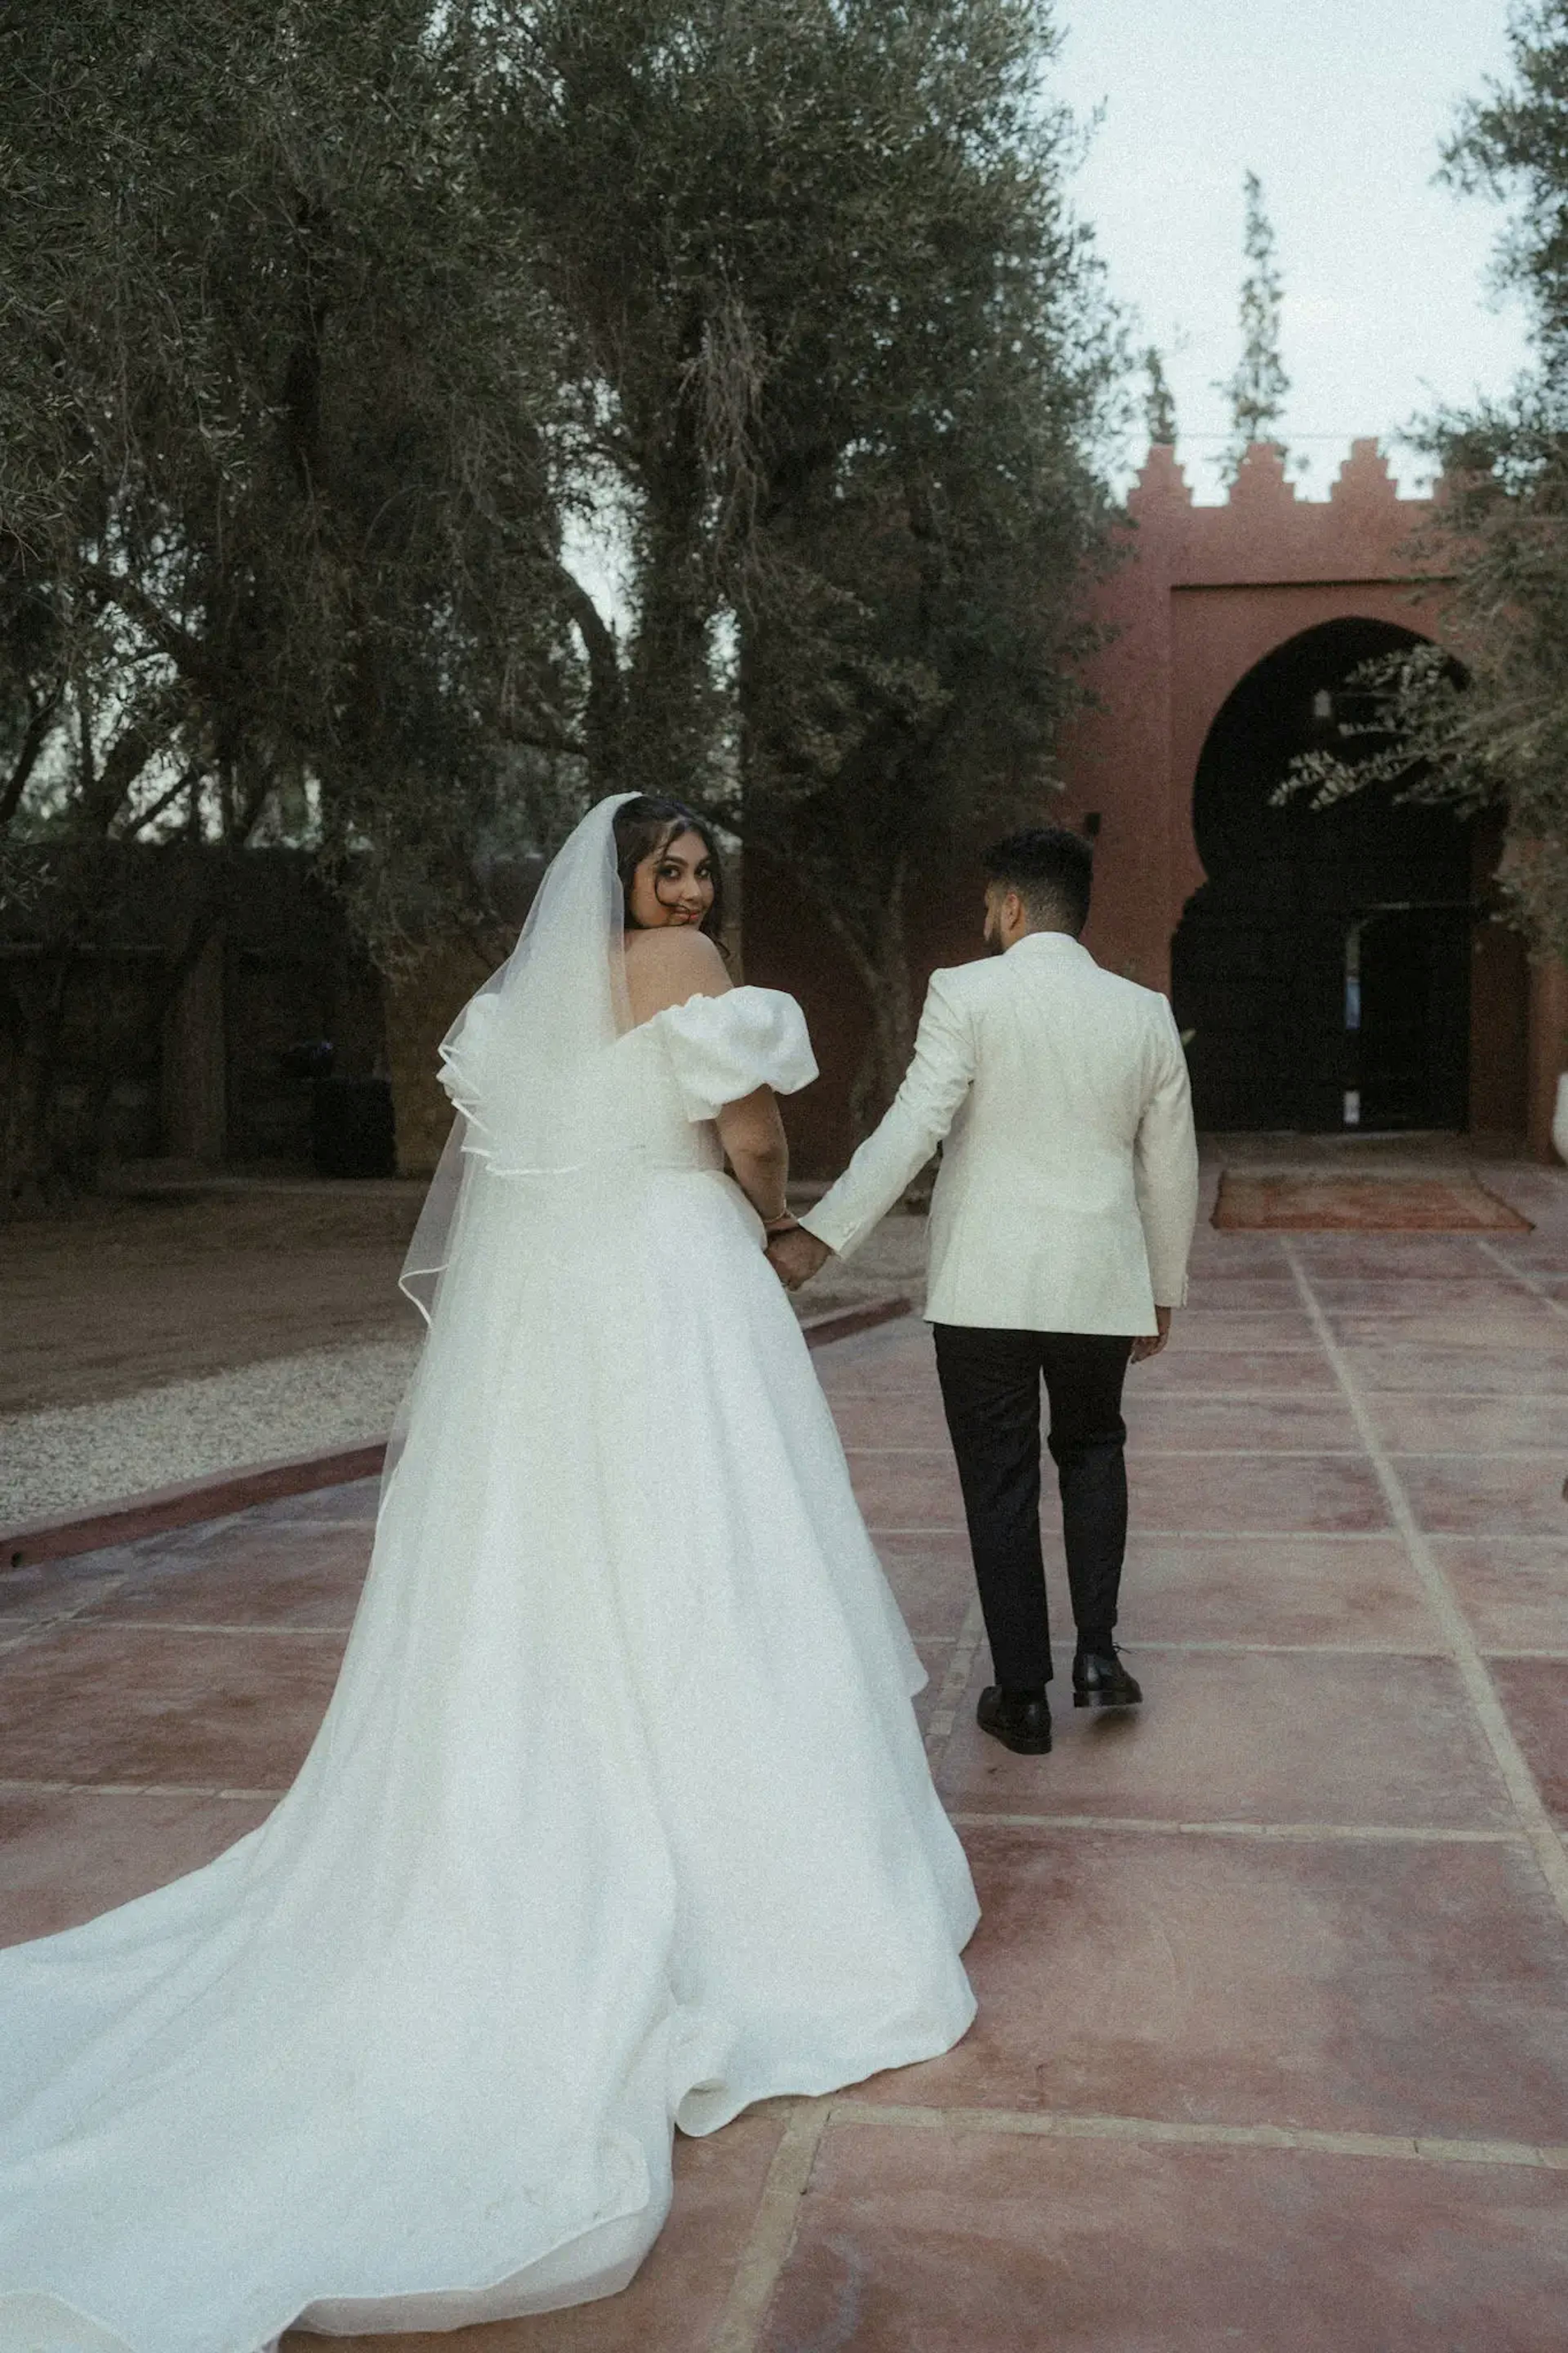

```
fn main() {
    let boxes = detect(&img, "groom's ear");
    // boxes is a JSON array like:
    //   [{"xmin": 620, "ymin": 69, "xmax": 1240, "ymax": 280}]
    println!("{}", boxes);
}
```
[{"xmin": 996, "ymin": 886, "xmax": 1026, "ymax": 943}]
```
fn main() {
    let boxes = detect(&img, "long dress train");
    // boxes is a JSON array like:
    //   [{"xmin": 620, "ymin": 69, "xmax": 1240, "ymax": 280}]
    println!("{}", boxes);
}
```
[{"xmin": 0, "ymin": 972, "xmax": 977, "ymax": 2353}]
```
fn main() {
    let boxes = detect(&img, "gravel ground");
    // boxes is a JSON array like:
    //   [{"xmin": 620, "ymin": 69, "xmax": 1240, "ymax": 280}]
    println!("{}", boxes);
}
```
[
  {"xmin": 0, "ymin": 1338, "xmax": 423, "ymax": 1526},
  {"xmin": 0, "ymin": 1190, "xmax": 928, "ymax": 1526}
]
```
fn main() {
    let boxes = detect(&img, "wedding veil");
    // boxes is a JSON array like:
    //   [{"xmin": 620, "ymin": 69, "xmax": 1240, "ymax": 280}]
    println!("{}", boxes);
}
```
[{"xmin": 396, "ymin": 791, "xmax": 638, "ymax": 1326}]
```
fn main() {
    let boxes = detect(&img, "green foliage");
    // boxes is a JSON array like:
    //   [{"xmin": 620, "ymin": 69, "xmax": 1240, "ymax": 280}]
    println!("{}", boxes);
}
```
[
  {"xmin": 1216, "ymin": 170, "xmax": 1289, "ymax": 480},
  {"xmin": 0, "ymin": 0, "xmax": 1121, "ymax": 1180},
  {"xmin": 1444, "ymin": 2, "xmax": 1568, "ymax": 366},
  {"xmin": 1281, "ymin": 4, "xmax": 1568, "ymax": 959},
  {"xmin": 0, "ymin": 0, "xmax": 587, "ymax": 1189},
  {"xmin": 626, "ymin": 0, "xmax": 1121, "ymax": 1127},
  {"xmin": 0, "ymin": 0, "xmax": 581, "ymax": 935}
]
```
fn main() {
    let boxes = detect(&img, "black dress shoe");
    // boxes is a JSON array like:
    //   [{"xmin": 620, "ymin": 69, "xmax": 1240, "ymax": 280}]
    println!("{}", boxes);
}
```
[
  {"xmin": 976, "ymin": 1686, "xmax": 1052, "ymax": 1754},
  {"xmin": 1072, "ymin": 1645, "xmax": 1143, "ymax": 1708}
]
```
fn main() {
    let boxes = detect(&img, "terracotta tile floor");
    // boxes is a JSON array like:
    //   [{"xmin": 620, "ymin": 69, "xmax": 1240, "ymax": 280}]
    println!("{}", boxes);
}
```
[{"xmin": 4, "ymin": 1178, "xmax": 1568, "ymax": 2348}]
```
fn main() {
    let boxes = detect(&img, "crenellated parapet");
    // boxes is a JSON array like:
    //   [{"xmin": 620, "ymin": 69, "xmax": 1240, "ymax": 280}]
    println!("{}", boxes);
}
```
[
  {"xmin": 1054, "ymin": 433, "xmax": 1465, "ymax": 1007},
  {"xmin": 1123, "ymin": 438, "xmax": 1435, "ymax": 588},
  {"xmin": 1328, "ymin": 435, "xmax": 1405, "ymax": 510},
  {"xmin": 1125, "ymin": 441, "xmax": 1194, "ymax": 514}
]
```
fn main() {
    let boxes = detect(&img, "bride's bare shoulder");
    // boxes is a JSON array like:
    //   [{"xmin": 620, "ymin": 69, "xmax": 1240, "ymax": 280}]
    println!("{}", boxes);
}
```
[{"xmin": 624, "ymin": 927, "xmax": 733, "ymax": 1022}]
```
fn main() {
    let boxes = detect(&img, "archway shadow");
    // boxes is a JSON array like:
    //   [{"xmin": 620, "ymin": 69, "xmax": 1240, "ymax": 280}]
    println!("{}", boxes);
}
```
[{"xmin": 1172, "ymin": 619, "xmax": 1472, "ymax": 1134}]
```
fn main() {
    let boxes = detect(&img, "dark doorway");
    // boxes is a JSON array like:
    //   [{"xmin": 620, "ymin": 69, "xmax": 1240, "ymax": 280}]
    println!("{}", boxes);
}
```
[{"xmin": 1172, "ymin": 618, "xmax": 1473, "ymax": 1132}]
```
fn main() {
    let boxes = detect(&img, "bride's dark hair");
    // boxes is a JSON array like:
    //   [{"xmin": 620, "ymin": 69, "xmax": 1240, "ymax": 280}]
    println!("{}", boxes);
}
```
[{"xmin": 612, "ymin": 796, "xmax": 727, "ymax": 942}]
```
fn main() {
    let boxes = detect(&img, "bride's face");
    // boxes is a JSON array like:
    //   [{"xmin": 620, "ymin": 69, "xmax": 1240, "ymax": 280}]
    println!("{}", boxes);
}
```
[{"xmin": 626, "ymin": 828, "xmax": 717, "ymax": 930}]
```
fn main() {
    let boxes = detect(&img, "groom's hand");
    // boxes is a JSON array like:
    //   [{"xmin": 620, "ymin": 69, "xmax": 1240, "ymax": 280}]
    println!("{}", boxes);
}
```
[
  {"xmin": 1130, "ymin": 1305, "xmax": 1172, "ymax": 1363},
  {"xmin": 767, "ymin": 1227, "xmax": 833, "ymax": 1291}
]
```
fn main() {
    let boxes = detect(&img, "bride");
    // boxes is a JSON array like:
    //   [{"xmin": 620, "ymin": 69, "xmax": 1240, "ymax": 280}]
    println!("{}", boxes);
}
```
[{"xmin": 0, "ymin": 793, "xmax": 978, "ymax": 2353}]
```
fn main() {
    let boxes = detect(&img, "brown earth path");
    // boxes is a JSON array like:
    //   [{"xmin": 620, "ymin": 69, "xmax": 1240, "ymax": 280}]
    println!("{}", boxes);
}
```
[
  {"xmin": 4, "ymin": 1154, "xmax": 1568, "ymax": 2344},
  {"xmin": 0, "ymin": 1175, "xmax": 921, "ymax": 1420},
  {"xmin": 0, "ymin": 1180, "xmax": 427, "ymax": 1417}
]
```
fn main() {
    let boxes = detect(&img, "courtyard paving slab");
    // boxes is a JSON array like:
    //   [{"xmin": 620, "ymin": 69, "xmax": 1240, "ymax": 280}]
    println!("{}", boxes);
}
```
[{"xmin": 2, "ymin": 1158, "xmax": 1568, "ymax": 2348}]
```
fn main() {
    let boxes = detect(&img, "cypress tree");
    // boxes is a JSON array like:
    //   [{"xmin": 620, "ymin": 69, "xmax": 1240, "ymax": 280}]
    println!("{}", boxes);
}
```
[
  {"xmin": 1143, "ymin": 346, "xmax": 1178, "ymax": 446},
  {"xmin": 1216, "ymin": 170, "xmax": 1290, "ymax": 479}
]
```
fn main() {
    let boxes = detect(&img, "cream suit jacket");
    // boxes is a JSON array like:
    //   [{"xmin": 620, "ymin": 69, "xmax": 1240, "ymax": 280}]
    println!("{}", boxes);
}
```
[{"xmin": 800, "ymin": 932, "xmax": 1199, "ymax": 1334}]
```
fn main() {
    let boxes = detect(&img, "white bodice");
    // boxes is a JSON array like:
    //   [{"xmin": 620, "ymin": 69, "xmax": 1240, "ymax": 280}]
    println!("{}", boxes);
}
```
[
  {"xmin": 617, "ymin": 986, "xmax": 819, "ymax": 1173},
  {"xmin": 438, "ymin": 979, "xmax": 816, "ymax": 1184}
]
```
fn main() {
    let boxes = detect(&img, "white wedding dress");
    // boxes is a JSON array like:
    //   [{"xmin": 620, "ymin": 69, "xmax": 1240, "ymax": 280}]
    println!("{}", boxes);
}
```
[{"xmin": 0, "ymin": 798, "xmax": 978, "ymax": 2353}]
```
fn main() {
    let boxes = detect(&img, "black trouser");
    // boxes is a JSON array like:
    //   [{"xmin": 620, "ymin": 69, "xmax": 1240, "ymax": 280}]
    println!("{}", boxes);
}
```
[{"xmin": 932, "ymin": 1325, "xmax": 1134, "ymax": 1690}]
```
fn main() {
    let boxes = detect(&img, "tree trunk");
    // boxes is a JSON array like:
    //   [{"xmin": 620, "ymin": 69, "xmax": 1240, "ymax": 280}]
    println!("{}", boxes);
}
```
[
  {"xmin": 80, "ymin": 901, "xmax": 229, "ymax": 1176},
  {"xmin": 624, "ymin": 357, "xmax": 715, "ymax": 797},
  {"xmin": 839, "ymin": 863, "xmax": 917, "ymax": 1147},
  {"xmin": 627, "ymin": 552, "xmax": 711, "ymax": 794},
  {"xmin": 0, "ymin": 948, "xmax": 79, "ymax": 1212},
  {"xmin": 554, "ymin": 562, "xmax": 626, "ymax": 793}
]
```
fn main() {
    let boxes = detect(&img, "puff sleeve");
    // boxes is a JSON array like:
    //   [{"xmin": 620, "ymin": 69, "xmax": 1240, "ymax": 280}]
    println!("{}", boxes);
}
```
[{"xmin": 654, "ymin": 986, "xmax": 818, "ymax": 1122}]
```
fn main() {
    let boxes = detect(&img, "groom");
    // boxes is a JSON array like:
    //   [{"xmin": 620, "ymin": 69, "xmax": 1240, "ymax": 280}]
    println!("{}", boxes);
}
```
[{"xmin": 768, "ymin": 827, "xmax": 1198, "ymax": 1756}]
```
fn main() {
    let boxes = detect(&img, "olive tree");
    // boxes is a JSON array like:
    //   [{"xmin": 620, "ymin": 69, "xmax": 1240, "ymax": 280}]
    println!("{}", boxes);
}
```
[
  {"xmin": 1284, "ymin": 3, "xmax": 1568, "ymax": 959},
  {"xmin": 0, "ymin": 0, "xmax": 582, "ymax": 1192},
  {"xmin": 489, "ymin": 0, "xmax": 1122, "ymax": 1130}
]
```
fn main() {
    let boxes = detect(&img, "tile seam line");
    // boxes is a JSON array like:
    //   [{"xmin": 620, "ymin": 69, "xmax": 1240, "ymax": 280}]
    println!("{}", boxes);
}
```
[
  {"xmin": 1383, "ymin": 1448, "xmax": 1568, "ymax": 1461},
  {"xmin": 944, "ymin": 1811, "xmax": 1523, "ymax": 1844},
  {"xmin": 1116, "ymin": 1641, "xmax": 1568, "ymax": 1662},
  {"xmin": 0, "ymin": 1785, "xmax": 1517, "ymax": 1841},
  {"xmin": 706, "ymin": 2095, "xmax": 831, "ymax": 2353},
  {"xmin": 1321, "ymin": 1390, "xmax": 1568, "ymax": 1402},
  {"xmin": 1123, "ymin": 1639, "xmax": 1452, "ymax": 1657},
  {"xmin": 0, "ymin": 1567, "xmax": 141, "ymax": 1651},
  {"xmin": 1477, "ymin": 1236, "xmax": 1568, "ymax": 1330},
  {"xmin": 852, "ymin": 1442, "xmax": 1406, "ymax": 1457},
  {"xmin": 862, "ymin": 1443, "xmax": 1568, "ymax": 1459},
  {"xmin": 866, "ymin": 1527, "xmax": 1407, "ymax": 1541},
  {"xmin": 872, "ymin": 1531, "xmax": 1567, "ymax": 1546},
  {"xmin": 822, "ymin": 2099, "xmax": 1568, "ymax": 2171},
  {"xmin": 923, "ymin": 1595, "xmax": 988, "ymax": 1766},
  {"xmin": 1283, "ymin": 1241, "xmax": 1568, "ymax": 1926}
]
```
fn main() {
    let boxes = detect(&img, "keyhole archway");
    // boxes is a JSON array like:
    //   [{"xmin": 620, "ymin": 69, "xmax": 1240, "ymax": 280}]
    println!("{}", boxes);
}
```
[{"xmin": 1171, "ymin": 617, "xmax": 1474, "ymax": 1133}]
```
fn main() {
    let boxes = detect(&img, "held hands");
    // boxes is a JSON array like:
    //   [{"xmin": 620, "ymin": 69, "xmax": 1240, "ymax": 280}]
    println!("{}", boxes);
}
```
[
  {"xmin": 766, "ymin": 1223, "xmax": 833, "ymax": 1292},
  {"xmin": 1129, "ymin": 1305, "xmax": 1172, "ymax": 1363}
]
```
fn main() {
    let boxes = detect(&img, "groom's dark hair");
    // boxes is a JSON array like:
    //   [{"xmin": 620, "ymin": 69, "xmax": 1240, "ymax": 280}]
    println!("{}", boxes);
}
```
[{"xmin": 982, "ymin": 826, "xmax": 1094, "ymax": 935}]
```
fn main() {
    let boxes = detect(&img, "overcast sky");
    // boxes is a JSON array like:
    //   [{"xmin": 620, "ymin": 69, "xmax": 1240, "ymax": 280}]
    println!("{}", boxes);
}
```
[{"xmin": 1054, "ymin": 0, "xmax": 1535, "ymax": 498}]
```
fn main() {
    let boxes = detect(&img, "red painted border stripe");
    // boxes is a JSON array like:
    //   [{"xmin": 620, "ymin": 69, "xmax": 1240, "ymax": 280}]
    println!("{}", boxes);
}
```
[{"xmin": 802, "ymin": 1296, "xmax": 913, "ymax": 1350}]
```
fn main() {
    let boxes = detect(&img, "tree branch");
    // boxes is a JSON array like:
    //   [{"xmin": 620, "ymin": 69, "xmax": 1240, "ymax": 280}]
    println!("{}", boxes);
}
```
[
  {"xmin": 553, "ymin": 560, "xmax": 619, "ymax": 688},
  {"xmin": 118, "ymin": 760, "xmax": 207, "ymax": 839},
  {"xmin": 495, "ymin": 713, "xmax": 588, "ymax": 758},
  {"xmin": 76, "ymin": 564, "xmax": 214, "ymax": 689},
  {"xmin": 0, "ymin": 680, "xmax": 64, "ymax": 831},
  {"xmin": 85, "ymin": 713, "xmax": 180, "ymax": 835},
  {"xmin": 552, "ymin": 559, "xmax": 625, "ymax": 783}
]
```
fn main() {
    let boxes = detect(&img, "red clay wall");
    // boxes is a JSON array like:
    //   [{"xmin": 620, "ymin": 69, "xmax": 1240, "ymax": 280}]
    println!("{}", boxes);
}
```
[{"xmin": 745, "ymin": 439, "xmax": 1538, "ymax": 1172}]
